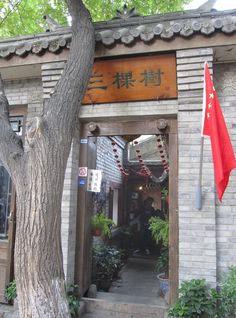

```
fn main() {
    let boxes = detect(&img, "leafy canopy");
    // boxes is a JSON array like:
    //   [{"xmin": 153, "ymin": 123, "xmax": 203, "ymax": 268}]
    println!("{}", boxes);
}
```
[{"xmin": 0, "ymin": 0, "xmax": 191, "ymax": 38}]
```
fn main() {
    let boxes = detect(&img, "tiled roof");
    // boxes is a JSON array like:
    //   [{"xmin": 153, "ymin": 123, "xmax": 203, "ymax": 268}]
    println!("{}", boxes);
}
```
[{"xmin": 0, "ymin": 9, "xmax": 236, "ymax": 58}]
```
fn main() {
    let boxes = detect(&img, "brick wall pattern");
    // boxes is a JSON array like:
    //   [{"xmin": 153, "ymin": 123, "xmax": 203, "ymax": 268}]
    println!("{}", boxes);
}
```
[{"xmin": 177, "ymin": 48, "xmax": 217, "ymax": 285}]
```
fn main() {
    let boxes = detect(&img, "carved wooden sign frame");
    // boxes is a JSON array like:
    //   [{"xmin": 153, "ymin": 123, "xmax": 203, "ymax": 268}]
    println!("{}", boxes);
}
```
[{"xmin": 83, "ymin": 53, "xmax": 177, "ymax": 104}]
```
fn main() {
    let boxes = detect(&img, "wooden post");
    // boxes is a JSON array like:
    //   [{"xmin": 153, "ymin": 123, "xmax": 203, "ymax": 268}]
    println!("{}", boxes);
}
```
[{"xmin": 169, "ymin": 131, "xmax": 178, "ymax": 304}]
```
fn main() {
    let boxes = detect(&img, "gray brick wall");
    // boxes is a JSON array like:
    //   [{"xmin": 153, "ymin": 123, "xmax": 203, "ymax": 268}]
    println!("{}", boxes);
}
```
[
  {"xmin": 177, "ymin": 48, "xmax": 217, "ymax": 285},
  {"xmin": 214, "ymin": 63, "xmax": 236, "ymax": 277},
  {"xmin": 5, "ymin": 78, "xmax": 43, "ymax": 119},
  {"xmin": 41, "ymin": 62, "xmax": 65, "ymax": 100},
  {"xmin": 96, "ymin": 137, "xmax": 124, "ymax": 214},
  {"xmin": 96, "ymin": 136, "xmax": 123, "ymax": 184}
]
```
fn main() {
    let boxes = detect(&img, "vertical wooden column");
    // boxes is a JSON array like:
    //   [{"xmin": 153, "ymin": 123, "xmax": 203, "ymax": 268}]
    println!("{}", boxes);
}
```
[
  {"xmin": 75, "ymin": 130, "xmax": 97, "ymax": 296},
  {"xmin": 168, "ymin": 127, "xmax": 178, "ymax": 304}
]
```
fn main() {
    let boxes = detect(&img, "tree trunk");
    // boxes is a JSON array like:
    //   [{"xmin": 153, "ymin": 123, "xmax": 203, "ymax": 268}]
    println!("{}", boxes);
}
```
[
  {"xmin": 14, "ymin": 136, "xmax": 70, "ymax": 317},
  {"xmin": 0, "ymin": 0, "xmax": 95, "ymax": 317}
]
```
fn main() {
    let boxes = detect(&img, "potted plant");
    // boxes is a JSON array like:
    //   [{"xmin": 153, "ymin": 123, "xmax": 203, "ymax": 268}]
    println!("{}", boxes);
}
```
[
  {"xmin": 149, "ymin": 216, "xmax": 169, "ymax": 296},
  {"xmin": 92, "ymin": 244, "xmax": 123, "ymax": 291},
  {"xmin": 91, "ymin": 212, "xmax": 114, "ymax": 238},
  {"xmin": 156, "ymin": 246, "xmax": 169, "ymax": 296}
]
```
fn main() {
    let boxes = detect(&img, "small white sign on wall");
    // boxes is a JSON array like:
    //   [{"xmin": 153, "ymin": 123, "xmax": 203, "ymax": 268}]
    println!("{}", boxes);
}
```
[
  {"xmin": 78, "ymin": 167, "xmax": 88, "ymax": 177},
  {"xmin": 87, "ymin": 169, "xmax": 102, "ymax": 193}
]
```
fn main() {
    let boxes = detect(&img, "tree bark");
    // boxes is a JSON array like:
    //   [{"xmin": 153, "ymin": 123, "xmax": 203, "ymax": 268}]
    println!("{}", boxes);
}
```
[{"xmin": 0, "ymin": 0, "xmax": 95, "ymax": 317}]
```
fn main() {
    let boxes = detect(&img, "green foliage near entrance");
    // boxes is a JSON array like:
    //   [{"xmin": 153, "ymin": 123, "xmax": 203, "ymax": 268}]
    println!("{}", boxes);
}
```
[
  {"xmin": 168, "ymin": 279, "xmax": 218, "ymax": 318},
  {"xmin": 91, "ymin": 212, "xmax": 114, "ymax": 238},
  {"xmin": 220, "ymin": 266, "xmax": 236, "ymax": 317},
  {"xmin": 149, "ymin": 216, "xmax": 169, "ymax": 276},
  {"xmin": 168, "ymin": 267, "xmax": 236, "ymax": 318},
  {"xmin": 5, "ymin": 280, "xmax": 17, "ymax": 302},
  {"xmin": 66, "ymin": 284, "xmax": 80, "ymax": 317},
  {"xmin": 148, "ymin": 216, "xmax": 169, "ymax": 246},
  {"xmin": 0, "ymin": 0, "xmax": 191, "ymax": 37},
  {"xmin": 92, "ymin": 244, "xmax": 123, "ymax": 284}
]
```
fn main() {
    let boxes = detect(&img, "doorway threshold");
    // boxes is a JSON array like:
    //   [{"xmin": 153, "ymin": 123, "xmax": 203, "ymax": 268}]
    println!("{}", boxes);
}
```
[{"xmin": 82, "ymin": 256, "xmax": 168, "ymax": 318}]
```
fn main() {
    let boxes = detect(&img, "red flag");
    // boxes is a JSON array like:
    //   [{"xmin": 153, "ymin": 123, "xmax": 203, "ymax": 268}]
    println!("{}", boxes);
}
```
[{"xmin": 202, "ymin": 62, "xmax": 236, "ymax": 201}]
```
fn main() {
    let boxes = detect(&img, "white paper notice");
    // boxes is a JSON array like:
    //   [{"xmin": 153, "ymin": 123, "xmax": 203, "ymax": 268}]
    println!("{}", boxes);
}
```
[{"xmin": 87, "ymin": 169, "xmax": 102, "ymax": 193}]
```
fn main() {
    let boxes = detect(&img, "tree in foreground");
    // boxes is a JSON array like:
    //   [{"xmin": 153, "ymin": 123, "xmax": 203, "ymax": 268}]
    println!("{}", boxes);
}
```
[{"xmin": 0, "ymin": 0, "xmax": 94, "ymax": 316}]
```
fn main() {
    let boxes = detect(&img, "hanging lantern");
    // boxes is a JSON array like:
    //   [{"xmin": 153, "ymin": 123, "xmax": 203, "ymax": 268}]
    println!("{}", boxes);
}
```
[
  {"xmin": 134, "ymin": 141, "xmax": 151, "ymax": 177},
  {"xmin": 111, "ymin": 141, "xmax": 129, "ymax": 176},
  {"xmin": 156, "ymin": 134, "xmax": 169, "ymax": 172}
]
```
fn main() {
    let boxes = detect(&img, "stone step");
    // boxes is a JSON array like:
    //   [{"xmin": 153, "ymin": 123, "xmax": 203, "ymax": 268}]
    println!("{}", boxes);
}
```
[
  {"xmin": 82, "ymin": 294, "xmax": 168, "ymax": 318},
  {"xmin": 82, "ymin": 310, "xmax": 167, "ymax": 318},
  {"xmin": 97, "ymin": 291, "xmax": 166, "ymax": 306}
]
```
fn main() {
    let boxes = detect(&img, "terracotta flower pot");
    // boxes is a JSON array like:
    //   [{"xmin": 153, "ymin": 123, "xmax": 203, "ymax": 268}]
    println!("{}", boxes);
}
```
[{"xmin": 92, "ymin": 227, "xmax": 102, "ymax": 236}]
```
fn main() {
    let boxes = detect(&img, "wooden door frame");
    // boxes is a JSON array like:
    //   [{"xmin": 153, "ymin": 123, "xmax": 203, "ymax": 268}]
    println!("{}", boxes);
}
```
[{"xmin": 75, "ymin": 118, "xmax": 178, "ymax": 303}]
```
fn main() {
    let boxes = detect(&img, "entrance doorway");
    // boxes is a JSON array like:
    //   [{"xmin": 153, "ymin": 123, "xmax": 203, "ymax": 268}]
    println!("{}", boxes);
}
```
[{"xmin": 76, "ymin": 119, "xmax": 178, "ymax": 304}]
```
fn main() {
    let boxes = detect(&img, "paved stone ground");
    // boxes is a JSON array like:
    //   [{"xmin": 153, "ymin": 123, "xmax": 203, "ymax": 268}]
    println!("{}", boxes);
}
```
[
  {"xmin": 109, "ymin": 256, "xmax": 165, "ymax": 304},
  {"xmin": 0, "ymin": 304, "xmax": 18, "ymax": 318}
]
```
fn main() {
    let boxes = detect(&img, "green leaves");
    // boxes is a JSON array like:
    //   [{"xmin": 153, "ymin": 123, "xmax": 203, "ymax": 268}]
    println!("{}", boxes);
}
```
[
  {"xmin": 168, "ymin": 268, "xmax": 236, "ymax": 318},
  {"xmin": 0, "ymin": 0, "xmax": 191, "ymax": 37},
  {"xmin": 5, "ymin": 280, "xmax": 17, "ymax": 302},
  {"xmin": 0, "ymin": 0, "xmax": 68, "ymax": 37},
  {"xmin": 168, "ymin": 279, "xmax": 217, "ymax": 318},
  {"xmin": 92, "ymin": 244, "xmax": 123, "ymax": 281},
  {"xmin": 91, "ymin": 212, "xmax": 114, "ymax": 238},
  {"xmin": 220, "ymin": 266, "xmax": 236, "ymax": 316},
  {"xmin": 66, "ymin": 284, "xmax": 80, "ymax": 317},
  {"xmin": 156, "ymin": 246, "xmax": 169, "ymax": 275},
  {"xmin": 148, "ymin": 216, "xmax": 169, "ymax": 245}
]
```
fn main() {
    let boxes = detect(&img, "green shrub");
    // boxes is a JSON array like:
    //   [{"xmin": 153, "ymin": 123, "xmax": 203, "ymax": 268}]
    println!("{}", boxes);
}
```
[
  {"xmin": 168, "ymin": 279, "xmax": 217, "ymax": 318},
  {"xmin": 92, "ymin": 244, "xmax": 123, "ymax": 281},
  {"xmin": 220, "ymin": 266, "xmax": 236, "ymax": 317},
  {"xmin": 5, "ymin": 280, "xmax": 17, "ymax": 302},
  {"xmin": 168, "ymin": 267, "xmax": 236, "ymax": 318},
  {"xmin": 66, "ymin": 284, "xmax": 80, "ymax": 317}
]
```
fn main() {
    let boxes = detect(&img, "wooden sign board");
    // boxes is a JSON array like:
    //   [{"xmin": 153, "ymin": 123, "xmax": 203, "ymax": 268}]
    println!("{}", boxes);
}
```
[{"xmin": 83, "ymin": 53, "xmax": 177, "ymax": 104}]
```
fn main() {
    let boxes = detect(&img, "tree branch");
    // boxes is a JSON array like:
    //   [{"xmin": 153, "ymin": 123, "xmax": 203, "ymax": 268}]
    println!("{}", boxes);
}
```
[
  {"xmin": 65, "ymin": 0, "xmax": 91, "ymax": 28},
  {"xmin": 44, "ymin": 0, "xmax": 95, "ymax": 142},
  {"xmin": 0, "ymin": 73, "xmax": 24, "ymax": 174}
]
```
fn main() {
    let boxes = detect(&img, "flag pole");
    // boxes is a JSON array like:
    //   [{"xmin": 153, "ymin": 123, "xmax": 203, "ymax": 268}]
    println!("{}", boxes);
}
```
[
  {"xmin": 195, "ymin": 136, "xmax": 204, "ymax": 210},
  {"xmin": 195, "ymin": 61, "xmax": 207, "ymax": 210}
]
